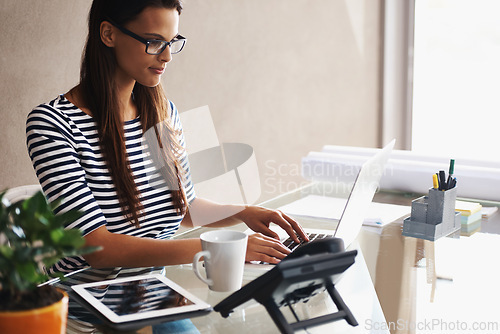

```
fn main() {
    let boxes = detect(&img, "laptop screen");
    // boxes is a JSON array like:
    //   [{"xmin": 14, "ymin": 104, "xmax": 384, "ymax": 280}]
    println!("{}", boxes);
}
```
[{"xmin": 334, "ymin": 140, "xmax": 395, "ymax": 247}]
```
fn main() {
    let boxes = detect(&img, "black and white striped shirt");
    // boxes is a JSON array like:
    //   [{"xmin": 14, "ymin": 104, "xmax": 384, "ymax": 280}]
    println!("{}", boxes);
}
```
[{"xmin": 26, "ymin": 95, "xmax": 196, "ymax": 286}]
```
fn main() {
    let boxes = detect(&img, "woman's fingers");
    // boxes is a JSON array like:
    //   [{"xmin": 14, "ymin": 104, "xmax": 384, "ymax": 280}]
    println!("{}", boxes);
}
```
[
  {"xmin": 249, "ymin": 223, "xmax": 280, "ymax": 240},
  {"xmin": 241, "ymin": 206, "xmax": 309, "ymax": 244},
  {"xmin": 280, "ymin": 211, "xmax": 309, "ymax": 242},
  {"xmin": 267, "ymin": 210, "xmax": 309, "ymax": 244},
  {"xmin": 246, "ymin": 233, "xmax": 291, "ymax": 264}
]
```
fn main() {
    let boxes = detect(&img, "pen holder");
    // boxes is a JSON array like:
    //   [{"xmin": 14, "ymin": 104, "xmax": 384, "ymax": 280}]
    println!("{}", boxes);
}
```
[{"xmin": 402, "ymin": 187, "xmax": 461, "ymax": 241}]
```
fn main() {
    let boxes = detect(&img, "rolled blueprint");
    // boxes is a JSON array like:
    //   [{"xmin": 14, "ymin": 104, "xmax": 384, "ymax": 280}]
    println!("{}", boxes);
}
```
[{"xmin": 302, "ymin": 146, "xmax": 500, "ymax": 202}]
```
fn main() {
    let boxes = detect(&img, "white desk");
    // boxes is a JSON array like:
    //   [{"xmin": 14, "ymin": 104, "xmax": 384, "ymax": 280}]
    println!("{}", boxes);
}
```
[
  {"xmin": 165, "ymin": 242, "xmax": 387, "ymax": 333},
  {"xmin": 71, "ymin": 182, "xmax": 500, "ymax": 333},
  {"xmin": 168, "ymin": 183, "xmax": 392, "ymax": 333},
  {"xmin": 171, "ymin": 182, "xmax": 500, "ymax": 333}
]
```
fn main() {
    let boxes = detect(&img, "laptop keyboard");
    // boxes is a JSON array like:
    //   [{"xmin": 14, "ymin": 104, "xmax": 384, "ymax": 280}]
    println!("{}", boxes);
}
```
[
  {"xmin": 257, "ymin": 233, "xmax": 331, "ymax": 265},
  {"xmin": 283, "ymin": 233, "xmax": 330, "ymax": 252}
]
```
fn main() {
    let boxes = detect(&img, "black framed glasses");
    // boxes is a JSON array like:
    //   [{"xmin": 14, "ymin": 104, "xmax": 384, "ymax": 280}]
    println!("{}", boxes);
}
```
[{"xmin": 108, "ymin": 20, "xmax": 186, "ymax": 55}]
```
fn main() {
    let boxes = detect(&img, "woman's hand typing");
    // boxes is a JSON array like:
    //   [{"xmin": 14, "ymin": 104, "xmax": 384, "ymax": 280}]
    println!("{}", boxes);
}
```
[
  {"xmin": 236, "ymin": 206, "xmax": 309, "ymax": 244},
  {"xmin": 245, "ymin": 233, "xmax": 291, "ymax": 264}
]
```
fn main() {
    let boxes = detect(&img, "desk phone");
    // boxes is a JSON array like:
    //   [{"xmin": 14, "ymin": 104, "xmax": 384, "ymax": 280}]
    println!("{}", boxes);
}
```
[{"xmin": 214, "ymin": 237, "xmax": 358, "ymax": 334}]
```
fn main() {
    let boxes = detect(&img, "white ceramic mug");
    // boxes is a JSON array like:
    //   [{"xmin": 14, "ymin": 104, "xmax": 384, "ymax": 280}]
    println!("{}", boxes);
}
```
[{"xmin": 192, "ymin": 230, "xmax": 248, "ymax": 292}]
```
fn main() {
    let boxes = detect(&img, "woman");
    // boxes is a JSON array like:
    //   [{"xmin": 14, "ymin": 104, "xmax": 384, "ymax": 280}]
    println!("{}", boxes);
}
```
[{"xmin": 26, "ymin": 0, "xmax": 307, "ymax": 332}]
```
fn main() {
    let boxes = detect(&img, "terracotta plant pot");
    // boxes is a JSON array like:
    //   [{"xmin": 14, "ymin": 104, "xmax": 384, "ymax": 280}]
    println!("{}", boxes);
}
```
[{"xmin": 0, "ymin": 289, "xmax": 69, "ymax": 334}]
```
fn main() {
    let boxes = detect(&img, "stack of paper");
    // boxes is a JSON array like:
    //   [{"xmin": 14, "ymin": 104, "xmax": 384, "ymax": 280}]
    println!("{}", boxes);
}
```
[
  {"xmin": 456, "ymin": 200, "xmax": 482, "ymax": 224},
  {"xmin": 456, "ymin": 200, "xmax": 482, "ymax": 235},
  {"xmin": 481, "ymin": 206, "xmax": 498, "ymax": 219}
]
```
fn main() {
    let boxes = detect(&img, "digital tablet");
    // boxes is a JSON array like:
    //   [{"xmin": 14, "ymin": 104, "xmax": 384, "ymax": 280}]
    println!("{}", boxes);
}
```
[{"xmin": 71, "ymin": 274, "xmax": 212, "ymax": 331}]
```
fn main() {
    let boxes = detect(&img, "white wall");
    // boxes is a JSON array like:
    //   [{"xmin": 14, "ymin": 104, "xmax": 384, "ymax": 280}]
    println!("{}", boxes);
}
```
[
  {"xmin": 0, "ymin": 1, "xmax": 91, "ymax": 192},
  {"xmin": 0, "ymin": 0, "xmax": 383, "ymax": 202}
]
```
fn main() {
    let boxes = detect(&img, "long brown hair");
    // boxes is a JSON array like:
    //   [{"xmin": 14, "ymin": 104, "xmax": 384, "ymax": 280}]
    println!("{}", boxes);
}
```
[{"xmin": 80, "ymin": 0, "xmax": 187, "ymax": 227}]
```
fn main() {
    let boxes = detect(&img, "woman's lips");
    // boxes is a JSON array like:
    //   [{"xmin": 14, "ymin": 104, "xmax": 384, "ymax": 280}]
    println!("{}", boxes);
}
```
[{"xmin": 149, "ymin": 67, "xmax": 165, "ymax": 75}]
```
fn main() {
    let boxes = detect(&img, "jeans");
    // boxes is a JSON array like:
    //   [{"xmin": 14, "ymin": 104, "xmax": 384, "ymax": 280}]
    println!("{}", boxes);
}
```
[{"xmin": 152, "ymin": 319, "xmax": 200, "ymax": 334}]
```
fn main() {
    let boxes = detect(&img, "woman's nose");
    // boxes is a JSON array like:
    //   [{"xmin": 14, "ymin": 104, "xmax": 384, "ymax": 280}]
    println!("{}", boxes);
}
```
[{"xmin": 159, "ymin": 46, "xmax": 172, "ymax": 63}]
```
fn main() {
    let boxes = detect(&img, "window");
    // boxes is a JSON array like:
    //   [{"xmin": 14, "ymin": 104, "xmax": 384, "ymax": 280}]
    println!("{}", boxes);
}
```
[{"xmin": 411, "ymin": 0, "xmax": 500, "ymax": 162}]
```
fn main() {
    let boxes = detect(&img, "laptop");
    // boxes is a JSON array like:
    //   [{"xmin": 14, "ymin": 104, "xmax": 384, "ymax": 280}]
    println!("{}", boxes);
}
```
[{"xmin": 246, "ymin": 139, "xmax": 395, "ymax": 271}]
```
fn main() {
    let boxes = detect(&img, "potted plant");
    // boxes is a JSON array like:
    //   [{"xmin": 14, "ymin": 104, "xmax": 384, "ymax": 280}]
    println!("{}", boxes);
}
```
[{"xmin": 0, "ymin": 190, "xmax": 99, "ymax": 334}]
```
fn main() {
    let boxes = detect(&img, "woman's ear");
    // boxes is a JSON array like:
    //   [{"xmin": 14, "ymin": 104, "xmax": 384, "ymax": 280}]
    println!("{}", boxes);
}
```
[{"xmin": 100, "ymin": 21, "xmax": 115, "ymax": 47}]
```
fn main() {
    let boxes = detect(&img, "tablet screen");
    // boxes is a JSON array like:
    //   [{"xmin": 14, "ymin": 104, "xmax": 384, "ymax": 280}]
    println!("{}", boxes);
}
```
[
  {"xmin": 72, "ymin": 274, "xmax": 211, "ymax": 325},
  {"xmin": 99, "ymin": 277, "xmax": 193, "ymax": 315}
]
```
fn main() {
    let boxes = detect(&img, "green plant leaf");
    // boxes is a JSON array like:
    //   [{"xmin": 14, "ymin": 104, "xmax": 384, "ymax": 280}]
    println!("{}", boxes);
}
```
[
  {"xmin": 15, "ymin": 262, "xmax": 39, "ymax": 283},
  {"xmin": 9, "ymin": 270, "xmax": 36, "ymax": 292},
  {"xmin": 50, "ymin": 228, "xmax": 65, "ymax": 243},
  {"xmin": 1, "ymin": 190, "xmax": 98, "ymax": 296},
  {"xmin": 59, "ymin": 228, "xmax": 85, "ymax": 248},
  {"xmin": 0, "ymin": 245, "xmax": 14, "ymax": 258}
]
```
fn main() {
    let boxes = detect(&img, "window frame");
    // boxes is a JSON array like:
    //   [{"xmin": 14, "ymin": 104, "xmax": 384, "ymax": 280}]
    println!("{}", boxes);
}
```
[{"xmin": 382, "ymin": 0, "xmax": 415, "ymax": 150}]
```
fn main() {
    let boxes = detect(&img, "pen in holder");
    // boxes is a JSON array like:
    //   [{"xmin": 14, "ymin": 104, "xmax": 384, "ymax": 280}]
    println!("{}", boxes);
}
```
[{"xmin": 403, "ymin": 187, "xmax": 461, "ymax": 241}]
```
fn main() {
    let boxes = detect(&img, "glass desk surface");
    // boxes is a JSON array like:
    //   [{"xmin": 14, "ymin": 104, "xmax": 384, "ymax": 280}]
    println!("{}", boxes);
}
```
[
  {"xmin": 169, "ymin": 183, "xmax": 500, "ymax": 334},
  {"xmin": 63, "ymin": 183, "xmax": 500, "ymax": 333}
]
